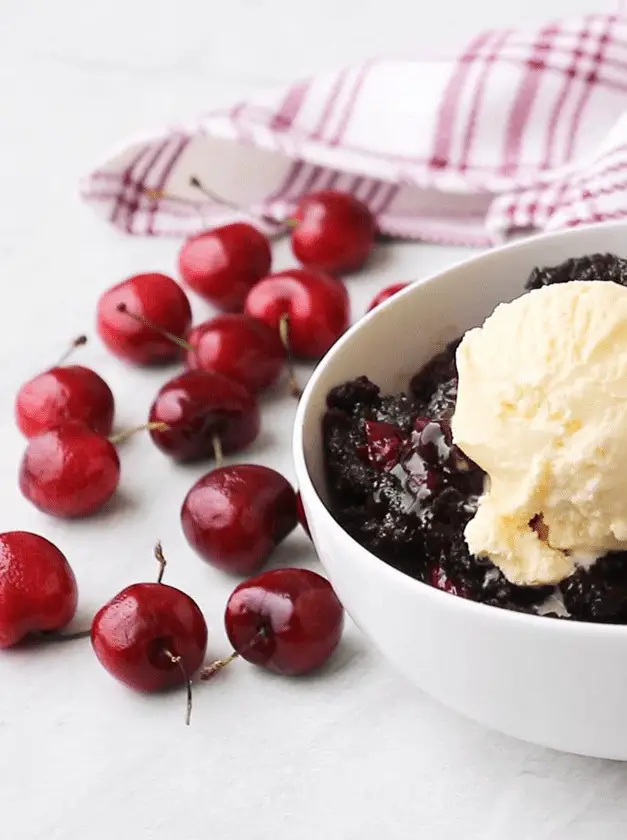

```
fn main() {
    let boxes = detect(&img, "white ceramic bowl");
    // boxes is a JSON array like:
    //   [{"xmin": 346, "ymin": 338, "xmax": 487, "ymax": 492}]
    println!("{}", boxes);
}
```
[{"xmin": 293, "ymin": 221, "xmax": 627, "ymax": 760}]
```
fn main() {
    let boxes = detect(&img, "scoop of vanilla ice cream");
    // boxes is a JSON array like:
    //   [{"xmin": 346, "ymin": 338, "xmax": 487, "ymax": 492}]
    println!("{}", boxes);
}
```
[{"xmin": 452, "ymin": 280, "xmax": 627, "ymax": 586}]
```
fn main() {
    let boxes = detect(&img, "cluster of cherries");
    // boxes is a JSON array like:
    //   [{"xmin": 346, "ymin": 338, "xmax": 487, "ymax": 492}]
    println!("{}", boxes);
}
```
[{"xmin": 1, "ymin": 184, "xmax": 409, "ymax": 723}]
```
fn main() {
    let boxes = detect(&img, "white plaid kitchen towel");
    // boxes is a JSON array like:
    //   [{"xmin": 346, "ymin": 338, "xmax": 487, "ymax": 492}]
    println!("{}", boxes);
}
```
[{"xmin": 81, "ymin": 12, "xmax": 627, "ymax": 247}]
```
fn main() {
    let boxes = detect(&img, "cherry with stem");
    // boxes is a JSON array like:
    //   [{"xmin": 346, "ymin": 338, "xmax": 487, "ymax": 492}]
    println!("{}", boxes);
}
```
[
  {"xmin": 15, "ymin": 335, "xmax": 115, "ymax": 439},
  {"xmin": 118, "ymin": 303, "xmax": 287, "ymax": 400}
]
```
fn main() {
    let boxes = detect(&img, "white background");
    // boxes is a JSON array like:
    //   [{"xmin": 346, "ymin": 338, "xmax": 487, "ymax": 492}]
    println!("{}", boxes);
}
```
[{"xmin": 1, "ymin": 1, "xmax": 625, "ymax": 839}]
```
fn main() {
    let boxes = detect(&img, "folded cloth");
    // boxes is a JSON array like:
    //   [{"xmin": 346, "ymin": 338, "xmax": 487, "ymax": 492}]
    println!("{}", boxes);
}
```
[{"xmin": 81, "ymin": 12, "xmax": 627, "ymax": 247}]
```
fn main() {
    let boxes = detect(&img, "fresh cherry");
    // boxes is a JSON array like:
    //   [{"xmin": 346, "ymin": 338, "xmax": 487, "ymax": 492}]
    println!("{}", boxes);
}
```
[
  {"xmin": 0, "ymin": 531, "xmax": 78, "ymax": 648},
  {"xmin": 178, "ymin": 223, "xmax": 271, "ymax": 312},
  {"xmin": 148, "ymin": 370, "xmax": 260, "ymax": 463},
  {"xmin": 15, "ymin": 336, "xmax": 115, "ymax": 438},
  {"xmin": 91, "ymin": 543, "xmax": 208, "ymax": 724},
  {"xmin": 244, "ymin": 268, "xmax": 350, "ymax": 359},
  {"xmin": 187, "ymin": 314, "xmax": 286, "ymax": 393},
  {"xmin": 97, "ymin": 273, "xmax": 192, "ymax": 365},
  {"xmin": 295, "ymin": 491, "xmax": 311, "ymax": 538},
  {"xmin": 367, "ymin": 283, "xmax": 409, "ymax": 312},
  {"xmin": 290, "ymin": 190, "xmax": 376, "ymax": 275},
  {"xmin": 181, "ymin": 465, "xmax": 297, "ymax": 576},
  {"xmin": 19, "ymin": 421, "xmax": 121, "ymax": 517},
  {"xmin": 18, "ymin": 420, "xmax": 164, "ymax": 517},
  {"xmin": 202, "ymin": 568, "xmax": 344, "ymax": 679}
]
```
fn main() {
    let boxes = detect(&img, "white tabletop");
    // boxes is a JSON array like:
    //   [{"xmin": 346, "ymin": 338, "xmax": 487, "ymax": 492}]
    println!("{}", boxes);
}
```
[{"xmin": 1, "ymin": 1, "xmax": 623, "ymax": 838}]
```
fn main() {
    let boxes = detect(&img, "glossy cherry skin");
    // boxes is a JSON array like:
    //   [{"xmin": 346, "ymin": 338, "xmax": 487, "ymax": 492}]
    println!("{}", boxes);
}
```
[
  {"xmin": 295, "ymin": 491, "xmax": 311, "ymax": 538},
  {"xmin": 187, "ymin": 314, "xmax": 285, "ymax": 393},
  {"xmin": 91, "ymin": 582, "xmax": 208, "ymax": 692},
  {"xmin": 291, "ymin": 190, "xmax": 376, "ymax": 275},
  {"xmin": 367, "ymin": 283, "xmax": 409, "ymax": 312},
  {"xmin": 178, "ymin": 223, "xmax": 272, "ymax": 312},
  {"xmin": 148, "ymin": 370, "xmax": 260, "ymax": 462},
  {"xmin": 244, "ymin": 269, "xmax": 350, "ymax": 359},
  {"xmin": 225, "ymin": 568, "xmax": 344, "ymax": 675},
  {"xmin": 15, "ymin": 365, "xmax": 115, "ymax": 438},
  {"xmin": 181, "ymin": 465, "xmax": 298, "ymax": 576},
  {"xmin": 97, "ymin": 272, "xmax": 192, "ymax": 365},
  {"xmin": 19, "ymin": 421, "xmax": 120, "ymax": 517},
  {"xmin": 0, "ymin": 531, "xmax": 78, "ymax": 648}
]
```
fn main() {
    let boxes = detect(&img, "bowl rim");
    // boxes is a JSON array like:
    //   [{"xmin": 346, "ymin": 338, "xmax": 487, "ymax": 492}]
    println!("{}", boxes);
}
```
[{"xmin": 293, "ymin": 219, "xmax": 627, "ymax": 638}]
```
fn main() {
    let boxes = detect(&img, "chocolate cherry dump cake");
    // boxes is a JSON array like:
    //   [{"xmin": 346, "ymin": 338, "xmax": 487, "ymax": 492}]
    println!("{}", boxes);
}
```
[{"xmin": 323, "ymin": 254, "xmax": 627, "ymax": 623}]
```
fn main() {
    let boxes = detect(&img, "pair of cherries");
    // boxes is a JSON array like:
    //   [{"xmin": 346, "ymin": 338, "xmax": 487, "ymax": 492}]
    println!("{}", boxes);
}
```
[{"xmin": 0, "ymin": 531, "xmax": 343, "ymax": 724}]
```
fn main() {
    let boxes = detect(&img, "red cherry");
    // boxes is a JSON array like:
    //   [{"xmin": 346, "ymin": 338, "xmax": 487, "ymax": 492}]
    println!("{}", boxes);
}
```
[
  {"xmin": 97, "ymin": 273, "xmax": 192, "ymax": 365},
  {"xmin": 295, "ymin": 491, "xmax": 311, "ymax": 538},
  {"xmin": 91, "ymin": 543, "xmax": 207, "ymax": 724},
  {"xmin": 148, "ymin": 370, "xmax": 260, "ymax": 463},
  {"xmin": 187, "ymin": 314, "xmax": 285, "ymax": 393},
  {"xmin": 244, "ymin": 268, "xmax": 350, "ymax": 359},
  {"xmin": 178, "ymin": 223, "xmax": 272, "ymax": 312},
  {"xmin": 0, "ymin": 531, "xmax": 78, "ymax": 648},
  {"xmin": 367, "ymin": 283, "xmax": 409, "ymax": 312},
  {"xmin": 19, "ymin": 421, "xmax": 121, "ymax": 518},
  {"xmin": 15, "ymin": 336, "xmax": 114, "ymax": 438},
  {"xmin": 181, "ymin": 465, "xmax": 297, "ymax": 576},
  {"xmin": 290, "ymin": 190, "xmax": 376, "ymax": 275},
  {"xmin": 16, "ymin": 366, "xmax": 114, "ymax": 439},
  {"xmin": 202, "ymin": 569, "xmax": 344, "ymax": 679},
  {"xmin": 92, "ymin": 584, "xmax": 207, "ymax": 691}
]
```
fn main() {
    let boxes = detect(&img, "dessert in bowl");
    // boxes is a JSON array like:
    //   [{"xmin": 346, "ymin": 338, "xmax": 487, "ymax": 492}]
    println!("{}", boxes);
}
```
[{"xmin": 293, "ymin": 222, "xmax": 627, "ymax": 760}]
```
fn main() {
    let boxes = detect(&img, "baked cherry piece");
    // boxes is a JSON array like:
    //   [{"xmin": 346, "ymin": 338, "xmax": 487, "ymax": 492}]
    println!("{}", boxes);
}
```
[
  {"xmin": 202, "ymin": 568, "xmax": 344, "ymax": 679},
  {"xmin": 367, "ymin": 283, "xmax": 409, "ymax": 312},
  {"xmin": 91, "ymin": 544, "xmax": 208, "ymax": 724},
  {"xmin": 178, "ymin": 223, "xmax": 272, "ymax": 312},
  {"xmin": 290, "ymin": 190, "xmax": 376, "ymax": 275},
  {"xmin": 0, "ymin": 531, "xmax": 78, "ymax": 648},
  {"xmin": 19, "ymin": 421, "xmax": 121, "ymax": 517},
  {"xmin": 181, "ymin": 465, "xmax": 298, "ymax": 576},
  {"xmin": 15, "ymin": 336, "xmax": 115, "ymax": 438},
  {"xmin": 97, "ymin": 272, "xmax": 192, "ymax": 365},
  {"xmin": 295, "ymin": 491, "xmax": 311, "ymax": 538},
  {"xmin": 149, "ymin": 370, "xmax": 260, "ymax": 463},
  {"xmin": 187, "ymin": 314, "xmax": 285, "ymax": 393},
  {"xmin": 244, "ymin": 268, "xmax": 350, "ymax": 359}
]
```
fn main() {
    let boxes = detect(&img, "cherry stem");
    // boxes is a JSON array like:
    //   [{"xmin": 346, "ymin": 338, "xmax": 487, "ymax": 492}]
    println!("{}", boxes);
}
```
[
  {"xmin": 189, "ymin": 176, "xmax": 286, "ymax": 236},
  {"xmin": 164, "ymin": 649, "xmax": 193, "ymax": 726},
  {"xmin": 212, "ymin": 435, "xmax": 224, "ymax": 468},
  {"xmin": 56, "ymin": 335, "xmax": 88, "ymax": 367},
  {"xmin": 200, "ymin": 650, "xmax": 240, "ymax": 680},
  {"xmin": 154, "ymin": 541, "xmax": 167, "ymax": 584},
  {"xmin": 189, "ymin": 176, "xmax": 244, "ymax": 216},
  {"xmin": 115, "ymin": 303, "xmax": 193, "ymax": 352},
  {"xmin": 278, "ymin": 313, "xmax": 301, "ymax": 399},
  {"xmin": 109, "ymin": 422, "xmax": 169, "ymax": 445},
  {"xmin": 199, "ymin": 626, "xmax": 267, "ymax": 681}
]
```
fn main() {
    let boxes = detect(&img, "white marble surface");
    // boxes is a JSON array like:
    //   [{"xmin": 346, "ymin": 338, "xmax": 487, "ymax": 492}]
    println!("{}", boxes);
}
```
[{"xmin": 1, "ymin": 1, "xmax": 626, "ymax": 838}]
